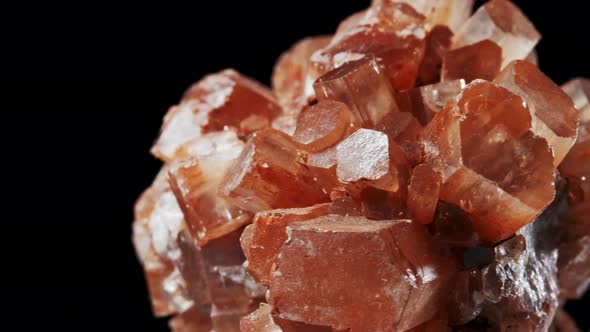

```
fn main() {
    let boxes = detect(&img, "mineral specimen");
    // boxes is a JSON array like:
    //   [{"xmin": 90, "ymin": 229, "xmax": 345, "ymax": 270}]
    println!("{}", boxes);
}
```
[{"xmin": 133, "ymin": 0, "xmax": 588, "ymax": 331}]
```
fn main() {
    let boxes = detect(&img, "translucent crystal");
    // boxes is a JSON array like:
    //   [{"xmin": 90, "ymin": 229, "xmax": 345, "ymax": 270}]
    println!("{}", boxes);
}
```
[
  {"xmin": 442, "ymin": 39, "xmax": 502, "ymax": 83},
  {"xmin": 272, "ymin": 36, "xmax": 331, "ymax": 135},
  {"xmin": 293, "ymin": 100, "xmax": 353, "ymax": 152},
  {"xmin": 562, "ymin": 78, "xmax": 590, "ymax": 142},
  {"xmin": 240, "ymin": 204, "xmax": 330, "ymax": 285},
  {"xmin": 417, "ymin": 25, "xmax": 453, "ymax": 85},
  {"xmin": 268, "ymin": 215, "xmax": 456, "ymax": 332},
  {"xmin": 407, "ymin": 164, "xmax": 441, "ymax": 224},
  {"xmin": 169, "ymin": 306, "xmax": 212, "ymax": 332},
  {"xmin": 310, "ymin": 1, "xmax": 426, "ymax": 90},
  {"xmin": 495, "ymin": 60, "xmax": 580, "ymax": 165},
  {"xmin": 452, "ymin": 0, "xmax": 540, "ymax": 68},
  {"xmin": 395, "ymin": 79, "xmax": 466, "ymax": 125},
  {"xmin": 336, "ymin": 128, "xmax": 409, "ymax": 194},
  {"xmin": 396, "ymin": 0, "xmax": 473, "ymax": 32},
  {"xmin": 151, "ymin": 69, "xmax": 281, "ymax": 161},
  {"xmin": 421, "ymin": 80, "xmax": 556, "ymax": 244},
  {"xmin": 220, "ymin": 129, "xmax": 329, "ymax": 212},
  {"xmin": 313, "ymin": 56, "xmax": 399, "ymax": 126}
]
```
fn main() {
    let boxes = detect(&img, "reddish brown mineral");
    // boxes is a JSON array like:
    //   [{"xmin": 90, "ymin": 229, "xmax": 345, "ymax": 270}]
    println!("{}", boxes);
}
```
[
  {"xmin": 314, "ymin": 56, "xmax": 399, "ymax": 126},
  {"xmin": 240, "ymin": 204, "xmax": 330, "ymax": 285},
  {"xmin": 395, "ymin": 79, "xmax": 465, "ymax": 126},
  {"xmin": 292, "ymin": 100, "xmax": 353, "ymax": 152},
  {"xmin": 421, "ymin": 80, "xmax": 555, "ymax": 244},
  {"xmin": 442, "ymin": 39, "xmax": 502, "ymax": 83},
  {"xmin": 134, "ymin": 1, "xmax": 588, "ymax": 330},
  {"xmin": 452, "ymin": 0, "xmax": 540, "ymax": 68},
  {"xmin": 495, "ymin": 60, "xmax": 580, "ymax": 165},
  {"xmin": 268, "ymin": 215, "xmax": 456, "ymax": 332},
  {"xmin": 272, "ymin": 36, "xmax": 332, "ymax": 134},
  {"xmin": 220, "ymin": 129, "xmax": 328, "ymax": 212},
  {"xmin": 310, "ymin": 1, "xmax": 426, "ymax": 91},
  {"xmin": 407, "ymin": 164, "xmax": 441, "ymax": 224},
  {"xmin": 151, "ymin": 70, "xmax": 281, "ymax": 161}
]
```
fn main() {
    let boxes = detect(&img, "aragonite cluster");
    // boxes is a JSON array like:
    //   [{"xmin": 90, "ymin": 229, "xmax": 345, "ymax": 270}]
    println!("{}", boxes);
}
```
[{"xmin": 132, "ymin": 0, "xmax": 589, "ymax": 331}]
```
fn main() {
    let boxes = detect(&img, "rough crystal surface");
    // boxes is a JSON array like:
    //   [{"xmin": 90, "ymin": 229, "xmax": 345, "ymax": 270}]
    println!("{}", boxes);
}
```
[
  {"xmin": 269, "ymin": 215, "xmax": 456, "ymax": 332},
  {"xmin": 152, "ymin": 70, "xmax": 281, "ymax": 161},
  {"xmin": 134, "ymin": 1, "xmax": 589, "ymax": 330}
]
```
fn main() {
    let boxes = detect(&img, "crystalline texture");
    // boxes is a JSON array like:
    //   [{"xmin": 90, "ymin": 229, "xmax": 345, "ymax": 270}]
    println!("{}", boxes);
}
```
[
  {"xmin": 452, "ymin": 0, "xmax": 540, "ymax": 68},
  {"xmin": 442, "ymin": 39, "xmax": 502, "ymax": 83},
  {"xmin": 240, "ymin": 204, "xmax": 330, "ymax": 285},
  {"xmin": 151, "ymin": 69, "xmax": 282, "ymax": 161},
  {"xmin": 313, "ymin": 56, "xmax": 399, "ymax": 127},
  {"xmin": 407, "ymin": 164, "xmax": 442, "ymax": 224},
  {"xmin": 292, "ymin": 100, "xmax": 353, "ymax": 152},
  {"xmin": 495, "ymin": 60, "xmax": 580, "ymax": 166},
  {"xmin": 272, "ymin": 36, "xmax": 331, "ymax": 135},
  {"xmin": 310, "ymin": 0, "xmax": 426, "ymax": 90},
  {"xmin": 220, "ymin": 129, "xmax": 329, "ymax": 212},
  {"xmin": 268, "ymin": 215, "xmax": 456, "ymax": 332},
  {"xmin": 396, "ymin": 0, "xmax": 473, "ymax": 32},
  {"xmin": 421, "ymin": 80, "xmax": 555, "ymax": 244}
]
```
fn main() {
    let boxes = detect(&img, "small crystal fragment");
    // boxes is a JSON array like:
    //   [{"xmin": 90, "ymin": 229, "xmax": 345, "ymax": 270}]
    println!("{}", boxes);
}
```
[
  {"xmin": 240, "ymin": 204, "xmax": 330, "ymax": 285},
  {"xmin": 375, "ymin": 111, "xmax": 423, "ymax": 165},
  {"xmin": 452, "ymin": 0, "xmax": 540, "ymax": 68},
  {"xmin": 395, "ymin": 79, "xmax": 466, "ymax": 125},
  {"xmin": 421, "ymin": 80, "xmax": 556, "ymax": 244},
  {"xmin": 272, "ymin": 36, "xmax": 331, "ymax": 134},
  {"xmin": 151, "ymin": 69, "xmax": 282, "ymax": 161},
  {"xmin": 240, "ymin": 303, "xmax": 281, "ymax": 332},
  {"xmin": 220, "ymin": 129, "xmax": 329, "ymax": 212},
  {"xmin": 169, "ymin": 305, "xmax": 212, "ymax": 332},
  {"xmin": 442, "ymin": 39, "xmax": 502, "ymax": 83},
  {"xmin": 495, "ymin": 60, "xmax": 580, "ymax": 165},
  {"xmin": 168, "ymin": 131, "xmax": 250, "ymax": 245},
  {"xmin": 314, "ymin": 56, "xmax": 399, "ymax": 126},
  {"xmin": 336, "ymin": 128, "xmax": 409, "ymax": 193},
  {"xmin": 310, "ymin": 1, "xmax": 426, "ymax": 90},
  {"xmin": 562, "ymin": 78, "xmax": 590, "ymax": 142},
  {"xmin": 293, "ymin": 100, "xmax": 353, "ymax": 152},
  {"xmin": 269, "ymin": 215, "xmax": 456, "ymax": 332},
  {"xmin": 407, "ymin": 164, "xmax": 441, "ymax": 224}
]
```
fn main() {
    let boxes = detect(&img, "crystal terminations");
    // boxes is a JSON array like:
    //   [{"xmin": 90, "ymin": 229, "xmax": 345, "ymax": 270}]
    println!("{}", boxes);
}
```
[{"xmin": 133, "ymin": 1, "xmax": 589, "ymax": 331}]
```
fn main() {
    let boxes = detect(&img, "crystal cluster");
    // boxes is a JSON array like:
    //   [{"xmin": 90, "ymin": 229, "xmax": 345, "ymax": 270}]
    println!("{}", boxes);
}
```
[{"xmin": 133, "ymin": 0, "xmax": 588, "ymax": 331}]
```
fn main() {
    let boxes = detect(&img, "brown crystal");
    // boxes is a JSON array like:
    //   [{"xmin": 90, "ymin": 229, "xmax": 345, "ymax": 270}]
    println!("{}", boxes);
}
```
[
  {"xmin": 310, "ymin": 1, "xmax": 426, "ymax": 90},
  {"xmin": 442, "ymin": 39, "xmax": 502, "ymax": 83},
  {"xmin": 240, "ymin": 204, "xmax": 330, "ymax": 285},
  {"xmin": 313, "ymin": 56, "xmax": 399, "ymax": 126},
  {"xmin": 168, "ymin": 131, "xmax": 250, "ymax": 245},
  {"xmin": 271, "ymin": 36, "xmax": 331, "ymax": 135},
  {"xmin": 421, "ymin": 80, "xmax": 555, "ymax": 244},
  {"xmin": 292, "ymin": 100, "xmax": 353, "ymax": 152},
  {"xmin": 396, "ymin": 79, "xmax": 466, "ymax": 126},
  {"xmin": 495, "ymin": 60, "xmax": 580, "ymax": 165},
  {"xmin": 134, "ymin": 0, "xmax": 590, "ymax": 329},
  {"xmin": 407, "ymin": 164, "xmax": 442, "ymax": 224},
  {"xmin": 417, "ymin": 25, "xmax": 453, "ymax": 85},
  {"xmin": 220, "ymin": 129, "xmax": 329, "ymax": 212},
  {"xmin": 151, "ymin": 69, "xmax": 281, "ymax": 161},
  {"xmin": 452, "ymin": 0, "xmax": 540, "ymax": 68},
  {"xmin": 269, "ymin": 215, "xmax": 456, "ymax": 332}
]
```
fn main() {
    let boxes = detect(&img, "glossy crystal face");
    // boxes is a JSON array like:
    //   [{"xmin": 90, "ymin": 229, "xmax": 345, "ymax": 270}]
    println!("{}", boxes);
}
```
[{"xmin": 133, "ymin": 0, "xmax": 588, "ymax": 330}]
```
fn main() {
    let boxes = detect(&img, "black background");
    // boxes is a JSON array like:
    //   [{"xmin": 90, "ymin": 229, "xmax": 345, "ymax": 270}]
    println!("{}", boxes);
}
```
[{"xmin": 2, "ymin": 1, "xmax": 589, "ymax": 331}]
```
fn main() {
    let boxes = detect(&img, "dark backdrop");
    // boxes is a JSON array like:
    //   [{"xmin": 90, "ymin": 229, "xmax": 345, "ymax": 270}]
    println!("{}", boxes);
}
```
[{"xmin": 2, "ymin": 1, "xmax": 589, "ymax": 331}]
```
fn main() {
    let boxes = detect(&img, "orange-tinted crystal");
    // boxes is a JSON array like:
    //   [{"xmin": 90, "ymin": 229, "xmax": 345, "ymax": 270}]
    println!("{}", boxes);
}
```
[{"xmin": 442, "ymin": 39, "xmax": 502, "ymax": 83}]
